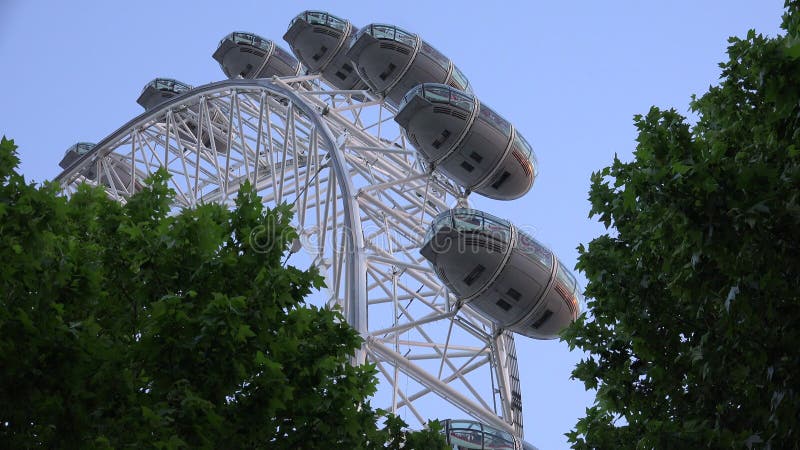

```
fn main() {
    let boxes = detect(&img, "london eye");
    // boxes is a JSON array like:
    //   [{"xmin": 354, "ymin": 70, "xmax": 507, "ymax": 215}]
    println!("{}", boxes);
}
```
[{"xmin": 55, "ymin": 11, "xmax": 583, "ymax": 449}]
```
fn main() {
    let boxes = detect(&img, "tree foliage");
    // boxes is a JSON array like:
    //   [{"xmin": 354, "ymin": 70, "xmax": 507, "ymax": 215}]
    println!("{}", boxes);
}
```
[
  {"xmin": 564, "ymin": 3, "xmax": 800, "ymax": 448},
  {"xmin": 0, "ymin": 137, "xmax": 446, "ymax": 449}
]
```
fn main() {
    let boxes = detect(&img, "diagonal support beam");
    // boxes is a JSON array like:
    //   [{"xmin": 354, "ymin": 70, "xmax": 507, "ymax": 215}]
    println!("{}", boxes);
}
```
[{"xmin": 367, "ymin": 337, "xmax": 514, "ymax": 435}]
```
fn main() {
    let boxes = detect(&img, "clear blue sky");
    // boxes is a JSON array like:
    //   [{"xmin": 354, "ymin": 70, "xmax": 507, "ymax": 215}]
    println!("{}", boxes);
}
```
[{"xmin": 0, "ymin": 1, "xmax": 786, "ymax": 448}]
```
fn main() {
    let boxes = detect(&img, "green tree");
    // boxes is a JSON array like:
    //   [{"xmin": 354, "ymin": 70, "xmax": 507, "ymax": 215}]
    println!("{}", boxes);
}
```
[
  {"xmin": 564, "ymin": 3, "xmax": 800, "ymax": 449},
  {"xmin": 0, "ymin": 137, "xmax": 446, "ymax": 449}
]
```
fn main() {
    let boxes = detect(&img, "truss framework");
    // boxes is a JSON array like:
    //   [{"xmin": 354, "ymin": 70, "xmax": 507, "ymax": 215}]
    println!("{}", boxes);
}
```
[{"xmin": 55, "ymin": 76, "xmax": 525, "ymax": 438}]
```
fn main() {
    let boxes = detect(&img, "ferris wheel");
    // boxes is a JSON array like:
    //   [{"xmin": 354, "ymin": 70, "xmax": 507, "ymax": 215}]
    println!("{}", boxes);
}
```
[{"xmin": 55, "ymin": 11, "xmax": 582, "ymax": 450}]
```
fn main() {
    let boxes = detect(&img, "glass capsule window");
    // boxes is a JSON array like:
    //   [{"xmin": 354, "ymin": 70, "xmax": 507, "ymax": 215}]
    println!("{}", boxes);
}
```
[
  {"xmin": 421, "ymin": 41, "xmax": 450, "ymax": 70},
  {"xmin": 574, "ymin": 282, "xmax": 585, "ymax": 313},
  {"xmin": 398, "ymin": 84, "xmax": 475, "ymax": 113},
  {"xmin": 451, "ymin": 209, "xmax": 512, "ymax": 242},
  {"xmin": 444, "ymin": 420, "xmax": 516, "ymax": 450},
  {"xmin": 227, "ymin": 32, "xmax": 272, "ymax": 52},
  {"xmin": 512, "ymin": 132, "xmax": 539, "ymax": 177},
  {"xmin": 424, "ymin": 210, "xmax": 514, "ymax": 254},
  {"xmin": 483, "ymin": 215, "xmax": 512, "ymax": 242},
  {"xmin": 66, "ymin": 142, "xmax": 96, "ymax": 156},
  {"xmin": 512, "ymin": 132, "xmax": 532, "ymax": 160},
  {"xmin": 145, "ymin": 79, "xmax": 192, "ymax": 95},
  {"xmin": 325, "ymin": 15, "xmax": 348, "ymax": 32},
  {"xmin": 449, "ymin": 89, "xmax": 475, "ymax": 112},
  {"xmin": 394, "ymin": 28, "xmax": 417, "ymax": 47},
  {"xmin": 555, "ymin": 259, "xmax": 578, "ymax": 293},
  {"xmin": 305, "ymin": 11, "xmax": 328, "ymax": 26},
  {"xmin": 291, "ymin": 11, "xmax": 348, "ymax": 32},
  {"xmin": 75, "ymin": 142, "xmax": 95, "ymax": 155},
  {"xmin": 478, "ymin": 103, "xmax": 512, "ymax": 137},
  {"xmin": 425, "ymin": 210, "xmax": 455, "ymax": 244},
  {"xmin": 553, "ymin": 260, "xmax": 581, "ymax": 313},
  {"xmin": 368, "ymin": 24, "xmax": 396, "ymax": 40},
  {"xmin": 516, "ymin": 232, "xmax": 554, "ymax": 271},
  {"xmin": 361, "ymin": 24, "xmax": 418, "ymax": 48},
  {"xmin": 450, "ymin": 65, "xmax": 471, "ymax": 92},
  {"xmin": 453, "ymin": 210, "xmax": 484, "ymax": 232},
  {"xmin": 422, "ymin": 85, "xmax": 451, "ymax": 104}
]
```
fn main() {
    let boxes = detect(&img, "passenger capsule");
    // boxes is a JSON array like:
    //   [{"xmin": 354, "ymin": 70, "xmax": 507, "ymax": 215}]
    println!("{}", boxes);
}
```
[
  {"xmin": 136, "ymin": 78, "xmax": 192, "ymax": 111},
  {"xmin": 59, "ymin": 142, "xmax": 97, "ymax": 178},
  {"xmin": 283, "ymin": 11, "xmax": 367, "ymax": 91},
  {"xmin": 346, "ymin": 23, "xmax": 471, "ymax": 107},
  {"xmin": 213, "ymin": 32, "xmax": 301, "ymax": 79},
  {"xmin": 420, "ymin": 209, "xmax": 581, "ymax": 340},
  {"xmin": 59, "ymin": 142, "xmax": 142, "ymax": 191},
  {"xmin": 395, "ymin": 83, "xmax": 537, "ymax": 200},
  {"xmin": 442, "ymin": 419, "xmax": 517, "ymax": 450},
  {"xmin": 137, "ymin": 78, "xmax": 229, "ymax": 153}
]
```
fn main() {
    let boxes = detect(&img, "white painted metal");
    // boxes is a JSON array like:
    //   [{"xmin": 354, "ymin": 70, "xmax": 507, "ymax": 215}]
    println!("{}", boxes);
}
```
[{"xmin": 55, "ymin": 75, "xmax": 526, "ymax": 442}]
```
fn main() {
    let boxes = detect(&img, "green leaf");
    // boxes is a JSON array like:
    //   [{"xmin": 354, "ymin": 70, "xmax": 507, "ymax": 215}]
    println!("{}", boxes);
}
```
[
  {"xmin": 235, "ymin": 324, "xmax": 255, "ymax": 342},
  {"xmin": 784, "ymin": 35, "xmax": 800, "ymax": 58}
]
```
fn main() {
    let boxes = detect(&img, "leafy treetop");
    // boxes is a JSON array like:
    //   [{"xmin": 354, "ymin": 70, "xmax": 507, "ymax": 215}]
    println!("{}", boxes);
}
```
[
  {"xmin": 564, "ymin": 2, "xmax": 800, "ymax": 449},
  {"xmin": 0, "ymin": 136, "xmax": 447, "ymax": 449}
]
